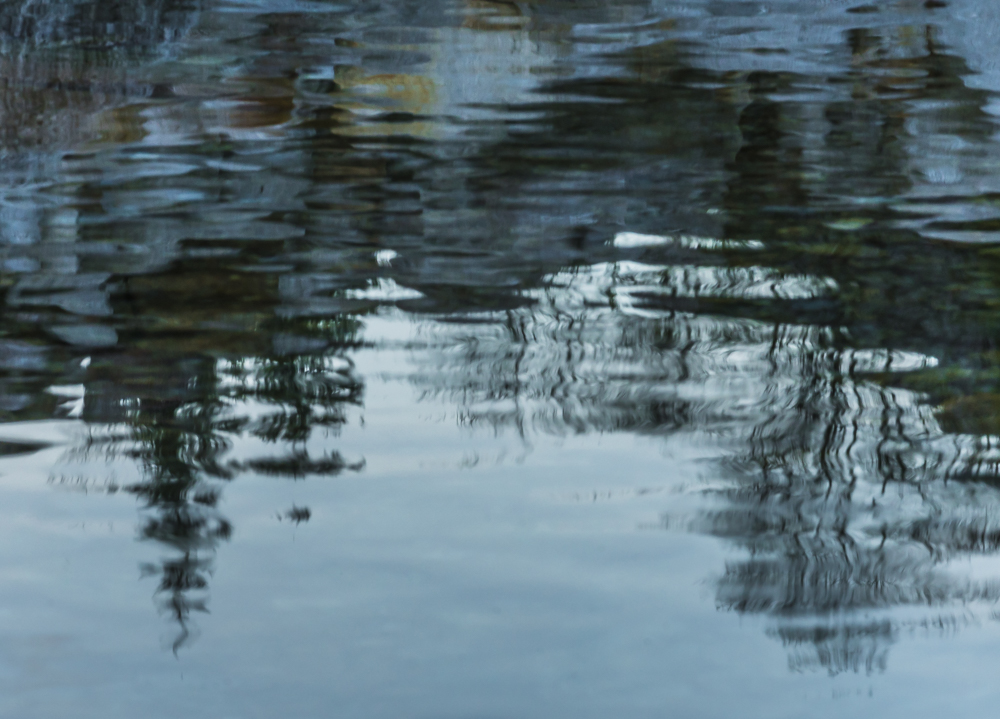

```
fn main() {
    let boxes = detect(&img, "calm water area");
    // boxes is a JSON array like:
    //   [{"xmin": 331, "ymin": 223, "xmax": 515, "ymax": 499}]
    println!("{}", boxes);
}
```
[{"xmin": 4, "ymin": 0, "xmax": 1000, "ymax": 716}]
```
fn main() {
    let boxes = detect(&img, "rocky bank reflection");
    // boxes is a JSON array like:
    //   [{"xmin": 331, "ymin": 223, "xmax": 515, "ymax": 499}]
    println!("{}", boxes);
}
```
[{"xmin": 5, "ymin": 0, "xmax": 1000, "ymax": 670}]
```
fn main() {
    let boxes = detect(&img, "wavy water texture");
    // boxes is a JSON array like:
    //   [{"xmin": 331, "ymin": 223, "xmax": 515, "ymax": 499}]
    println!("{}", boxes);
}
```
[{"xmin": 4, "ymin": 0, "xmax": 1000, "ymax": 695}]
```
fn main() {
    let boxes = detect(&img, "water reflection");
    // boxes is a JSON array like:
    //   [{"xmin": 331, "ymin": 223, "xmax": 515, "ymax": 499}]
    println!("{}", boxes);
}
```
[
  {"xmin": 4, "ymin": 0, "xmax": 1000, "ymax": 685},
  {"xmin": 63, "ymin": 319, "xmax": 365, "ymax": 648},
  {"xmin": 399, "ymin": 10, "xmax": 1000, "ymax": 675}
]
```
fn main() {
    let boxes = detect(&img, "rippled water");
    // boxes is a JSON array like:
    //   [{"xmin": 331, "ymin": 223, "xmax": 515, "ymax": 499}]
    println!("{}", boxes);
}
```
[{"xmin": 5, "ymin": 0, "xmax": 1000, "ymax": 716}]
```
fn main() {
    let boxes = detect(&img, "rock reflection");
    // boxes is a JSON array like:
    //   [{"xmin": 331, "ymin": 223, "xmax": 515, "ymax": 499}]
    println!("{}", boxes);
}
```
[{"xmin": 0, "ymin": 0, "xmax": 198, "ymax": 157}]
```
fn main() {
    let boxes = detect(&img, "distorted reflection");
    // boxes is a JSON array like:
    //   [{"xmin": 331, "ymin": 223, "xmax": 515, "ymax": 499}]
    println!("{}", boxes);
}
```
[
  {"xmin": 4, "ymin": 0, "xmax": 1000, "ymax": 690},
  {"xmin": 402, "ymin": 12, "xmax": 1000, "ymax": 674}
]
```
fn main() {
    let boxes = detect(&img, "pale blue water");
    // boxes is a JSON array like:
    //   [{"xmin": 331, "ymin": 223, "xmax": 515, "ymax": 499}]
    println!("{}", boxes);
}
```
[{"xmin": 2, "ymin": 0, "xmax": 1000, "ymax": 716}]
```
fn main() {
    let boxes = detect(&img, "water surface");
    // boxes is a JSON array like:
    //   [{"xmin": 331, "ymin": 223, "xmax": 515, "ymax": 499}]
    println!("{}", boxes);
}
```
[{"xmin": 3, "ymin": 0, "xmax": 1000, "ymax": 716}]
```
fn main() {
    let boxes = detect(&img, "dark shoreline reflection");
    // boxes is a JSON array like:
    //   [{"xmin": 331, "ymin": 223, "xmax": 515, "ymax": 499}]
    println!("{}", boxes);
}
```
[{"xmin": 4, "ymin": 0, "xmax": 1000, "ymax": 679}]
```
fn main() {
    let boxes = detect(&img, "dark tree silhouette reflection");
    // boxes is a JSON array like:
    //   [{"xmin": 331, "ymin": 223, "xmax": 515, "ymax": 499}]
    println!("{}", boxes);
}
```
[
  {"xmin": 400, "ymin": 21, "xmax": 1000, "ymax": 675},
  {"xmin": 61, "ymin": 311, "xmax": 365, "ymax": 650}
]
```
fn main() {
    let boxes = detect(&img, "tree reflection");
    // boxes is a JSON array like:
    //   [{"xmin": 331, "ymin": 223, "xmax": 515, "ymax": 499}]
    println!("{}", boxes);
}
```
[
  {"xmin": 59, "ymin": 308, "xmax": 364, "ymax": 649},
  {"xmin": 401, "ymin": 19, "xmax": 1000, "ymax": 675},
  {"xmin": 7, "ymin": 0, "xmax": 1000, "ymax": 672}
]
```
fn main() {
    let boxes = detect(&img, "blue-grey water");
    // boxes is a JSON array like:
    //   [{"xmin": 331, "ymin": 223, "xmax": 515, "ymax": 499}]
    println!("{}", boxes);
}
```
[{"xmin": 3, "ymin": 0, "xmax": 1000, "ymax": 716}]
